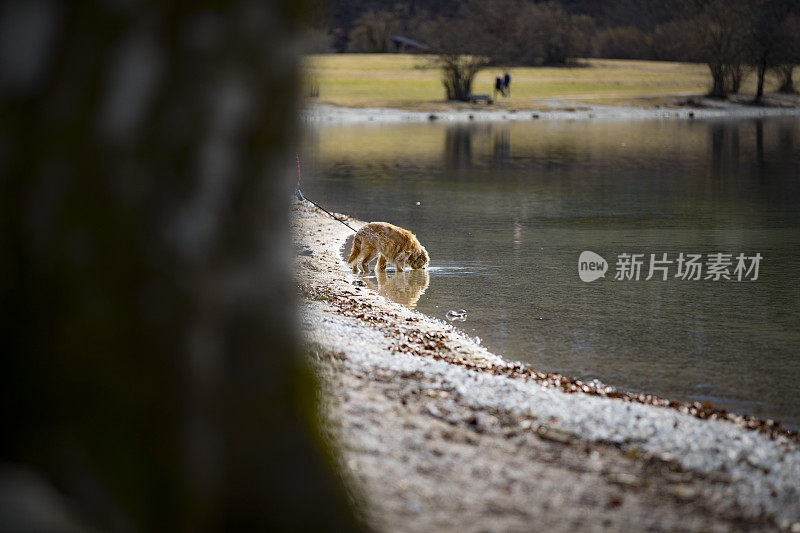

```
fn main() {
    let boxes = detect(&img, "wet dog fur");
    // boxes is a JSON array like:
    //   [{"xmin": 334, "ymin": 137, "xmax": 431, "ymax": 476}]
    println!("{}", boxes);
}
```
[{"xmin": 347, "ymin": 222, "xmax": 429, "ymax": 273}]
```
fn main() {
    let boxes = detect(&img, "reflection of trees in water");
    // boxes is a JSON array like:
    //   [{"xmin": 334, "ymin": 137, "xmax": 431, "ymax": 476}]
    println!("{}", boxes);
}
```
[
  {"xmin": 748, "ymin": 118, "xmax": 798, "ymax": 174},
  {"xmin": 751, "ymin": 118, "xmax": 799, "ymax": 181},
  {"xmin": 444, "ymin": 125, "xmax": 473, "ymax": 169},
  {"xmin": 709, "ymin": 119, "xmax": 800, "ymax": 204},
  {"xmin": 711, "ymin": 121, "xmax": 741, "ymax": 180},
  {"xmin": 755, "ymin": 120, "xmax": 764, "ymax": 169},
  {"xmin": 444, "ymin": 124, "xmax": 512, "ymax": 170},
  {"xmin": 766, "ymin": 120, "xmax": 800, "ymax": 200},
  {"xmin": 492, "ymin": 127, "xmax": 511, "ymax": 167},
  {"xmin": 777, "ymin": 121, "xmax": 796, "ymax": 162}
]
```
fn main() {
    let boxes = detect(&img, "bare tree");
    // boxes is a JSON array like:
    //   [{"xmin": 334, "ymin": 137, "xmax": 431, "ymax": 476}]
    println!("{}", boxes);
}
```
[
  {"xmin": 419, "ymin": 16, "xmax": 489, "ymax": 101},
  {"xmin": 776, "ymin": 65, "xmax": 796, "ymax": 92},
  {"xmin": 347, "ymin": 10, "xmax": 401, "ymax": 52},
  {"xmin": 728, "ymin": 61, "xmax": 748, "ymax": 93},
  {"xmin": 530, "ymin": 2, "xmax": 593, "ymax": 65},
  {"xmin": 462, "ymin": 0, "xmax": 593, "ymax": 66},
  {"xmin": 775, "ymin": 14, "xmax": 800, "ymax": 93},
  {"xmin": 0, "ymin": 1, "xmax": 356, "ymax": 530},
  {"xmin": 749, "ymin": 0, "xmax": 794, "ymax": 102},
  {"xmin": 594, "ymin": 26, "xmax": 654, "ymax": 59},
  {"xmin": 682, "ymin": 0, "xmax": 752, "ymax": 98},
  {"xmin": 416, "ymin": 0, "xmax": 599, "ymax": 101},
  {"xmin": 460, "ymin": 0, "xmax": 534, "ymax": 65},
  {"xmin": 651, "ymin": 20, "xmax": 696, "ymax": 61},
  {"xmin": 440, "ymin": 54, "xmax": 489, "ymax": 100}
]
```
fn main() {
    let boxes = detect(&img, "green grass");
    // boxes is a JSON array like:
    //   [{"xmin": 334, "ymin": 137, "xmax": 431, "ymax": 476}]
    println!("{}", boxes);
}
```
[{"xmin": 303, "ymin": 54, "xmax": 776, "ymax": 109}]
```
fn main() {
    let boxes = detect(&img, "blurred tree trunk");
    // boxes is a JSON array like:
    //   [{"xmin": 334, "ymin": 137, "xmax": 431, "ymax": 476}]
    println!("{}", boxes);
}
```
[
  {"xmin": 709, "ymin": 62, "xmax": 729, "ymax": 97},
  {"xmin": 777, "ymin": 65, "xmax": 796, "ymax": 93},
  {"xmin": 754, "ymin": 58, "xmax": 768, "ymax": 101},
  {"xmin": 728, "ymin": 63, "xmax": 745, "ymax": 93},
  {"xmin": 0, "ymin": 1, "xmax": 356, "ymax": 531}
]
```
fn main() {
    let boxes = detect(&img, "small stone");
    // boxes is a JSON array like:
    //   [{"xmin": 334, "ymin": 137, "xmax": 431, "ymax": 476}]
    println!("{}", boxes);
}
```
[
  {"xmin": 606, "ymin": 472, "xmax": 641, "ymax": 488},
  {"xmin": 668, "ymin": 484, "xmax": 698, "ymax": 501},
  {"xmin": 537, "ymin": 426, "xmax": 575, "ymax": 445}
]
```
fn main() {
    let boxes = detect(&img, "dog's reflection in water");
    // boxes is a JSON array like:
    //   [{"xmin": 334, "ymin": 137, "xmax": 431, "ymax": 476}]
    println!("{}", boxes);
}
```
[{"xmin": 363, "ymin": 269, "xmax": 430, "ymax": 308}]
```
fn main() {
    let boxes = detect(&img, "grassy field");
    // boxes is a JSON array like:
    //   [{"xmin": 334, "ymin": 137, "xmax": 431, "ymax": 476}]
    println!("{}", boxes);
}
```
[{"xmin": 303, "ymin": 54, "xmax": 779, "ymax": 110}]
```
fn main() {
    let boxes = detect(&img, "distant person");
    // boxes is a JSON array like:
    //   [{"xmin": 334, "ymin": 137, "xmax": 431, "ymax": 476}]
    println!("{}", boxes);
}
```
[
  {"xmin": 503, "ymin": 72, "xmax": 511, "ymax": 97},
  {"xmin": 494, "ymin": 76, "xmax": 504, "ymax": 99}
]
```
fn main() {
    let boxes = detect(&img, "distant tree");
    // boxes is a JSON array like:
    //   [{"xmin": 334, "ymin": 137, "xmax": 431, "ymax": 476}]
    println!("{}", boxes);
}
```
[
  {"xmin": 460, "ymin": 0, "xmax": 535, "ymax": 65},
  {"xmin": 304, "ymin": 0, "xmax": 337, "ymax": 53},
  {"xmin": 530, "ymin": 2, "xmax": 594, "ymax": 65},
  {"xmin": 749, "ymin": 0, "xmax": 795, "ymax": 102},
  {"xmin": 682, "ymin": 0, "xmax": 752, "ymax": 97},
  {"xmin": 569, "ymin": 14, "xmax": 597, "ymax": 59},
  {"xmin": 773, "ymin": 13, "xmax": 800, "ymax": 93},
  {"xmin": 439, "ymin": 53, "xmax": 489, "ymax": 100},
  {"xmin": 598, "ymin": 0, "xmax": 683, "ymax": 30},
  {"xmin": 452, "ymin": 0, "xmax": 593, "ymax": 66},
  {"xmin": 594, "ymin": 26, "xmax": 653, "ymax": 59},
  {"xmin": 776, "ymin": 65, "xmax": 796, "ymax": 93},
  {"xmin": 347, "ymin": 10, "xmax": 401, "ymax": 52},
  {"xmin": 418, "ymin": 15, "xmax": 489, "ymax": 101},
  {"xmin": 651, "ymin": 20, "xmax": 695, "ymax": 61},
  {"xmin": 728, "ymin": 60, "xmax": 748, "ymax": 94},
  {"xmin": 303, "ymin": 28, "xmax": 336, "ymax": 54}
]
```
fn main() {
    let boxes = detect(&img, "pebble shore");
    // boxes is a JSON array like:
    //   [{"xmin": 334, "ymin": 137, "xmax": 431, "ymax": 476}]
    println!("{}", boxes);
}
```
[
  {"xmin": 304, "ymin": 97, "xmax": 800, "ymax": 126},
  {"xmin": 294, "ymin": 194, "xmax": 800, "ymax": 531}
]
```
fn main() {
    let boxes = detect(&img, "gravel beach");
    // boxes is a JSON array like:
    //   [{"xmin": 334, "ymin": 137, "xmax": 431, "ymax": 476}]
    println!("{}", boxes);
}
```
[
  {"xmin": 293, "ymin": 193, "xmax": 800, "ymax": 531},
  {"xmin": 303, "ymin": 97, "xmax": 800, "ymax": 126}
]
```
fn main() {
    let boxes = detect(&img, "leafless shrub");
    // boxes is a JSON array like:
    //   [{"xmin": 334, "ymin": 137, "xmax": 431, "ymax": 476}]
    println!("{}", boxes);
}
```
[{"xmin": 681, "ymin": 0, "xmax": 752, "ymax": 98}]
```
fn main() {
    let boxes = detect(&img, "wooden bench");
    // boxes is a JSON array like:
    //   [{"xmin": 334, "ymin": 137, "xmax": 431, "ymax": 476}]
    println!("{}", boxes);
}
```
[{"xmin": 468, "ymin": 94, "xmax": 493, "ymax": 105}]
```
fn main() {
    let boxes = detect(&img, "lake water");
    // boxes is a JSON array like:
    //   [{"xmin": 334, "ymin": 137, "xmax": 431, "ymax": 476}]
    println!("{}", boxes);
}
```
[{"xmin": 302, "ymin": 116, "xmax": 800, "ymax": 430}]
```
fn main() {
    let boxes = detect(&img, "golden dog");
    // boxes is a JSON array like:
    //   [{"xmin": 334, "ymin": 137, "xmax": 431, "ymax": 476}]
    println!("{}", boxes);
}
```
[{"xmin": 347, "ymin": 222, "xmax": 429, "ymax": 273}]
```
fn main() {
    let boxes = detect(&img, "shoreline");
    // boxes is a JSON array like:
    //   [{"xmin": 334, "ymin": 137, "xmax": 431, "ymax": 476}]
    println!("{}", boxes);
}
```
[
  {"xmin": 303, "ymin": 98, "xmax": 800, "ymax": 125},
  {"xmin": 294, "ymin": 200, "xmax": 800, "ymax": 531}
]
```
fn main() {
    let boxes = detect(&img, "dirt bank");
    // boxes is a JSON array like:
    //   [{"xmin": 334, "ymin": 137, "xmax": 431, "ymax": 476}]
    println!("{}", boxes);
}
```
[{"xmin": 293, "ymin": 199, "xmax": 800, "ymax": 532}]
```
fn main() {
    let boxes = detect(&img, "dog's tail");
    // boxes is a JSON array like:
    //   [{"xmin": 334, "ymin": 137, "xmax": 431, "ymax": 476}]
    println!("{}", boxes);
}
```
[{"xmin": 347, "ymin": 236, "xmax": 361, "ymax": 266}]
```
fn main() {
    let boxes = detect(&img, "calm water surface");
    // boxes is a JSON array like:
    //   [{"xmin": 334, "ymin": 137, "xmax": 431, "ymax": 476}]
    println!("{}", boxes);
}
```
[{"xmin": 303, "ymin": 117, "xmax": 800, "ymax": 429}]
